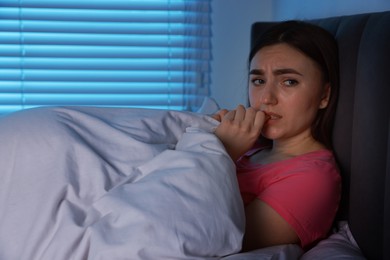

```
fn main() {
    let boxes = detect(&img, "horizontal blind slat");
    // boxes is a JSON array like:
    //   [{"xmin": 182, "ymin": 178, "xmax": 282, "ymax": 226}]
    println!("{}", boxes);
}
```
[
  {"xmin": 0, "ymin": 81, "xmax": 194, "ymax": 94},
  {"xmin": 1, "ymin": 32, "xmax": 210, "ymax": 48},
  {"xmin": 1, "ymin": 20, "xmax": 211, "ymax": 35},
  {"xmin": 0, "ymin": 45, "xmax": 211, "ymax": 59},
  {"xmin": 0, "ymin": 69, "xmax": 200, "ymax": 82},
  {"xmin": 0, "ymin": 94, "xmax": 198, "ymax": 106},
  {"xmin": 1, "ymin": 8, "xmax": 211, "ymax": 23},
  {"xmin": 0, "ymin": 57, "xmax": 210, "ymax": 71},
  {"xmin": 19, "ymin": 93, "xmax": 187, "ymax": 105},
  {"xmin": 0, "ymin": 105, "xmax": 188, "ymax": 114},
  {"xmin": 1, "ymin": 0, "xmax": 211, "ymax": 11}
]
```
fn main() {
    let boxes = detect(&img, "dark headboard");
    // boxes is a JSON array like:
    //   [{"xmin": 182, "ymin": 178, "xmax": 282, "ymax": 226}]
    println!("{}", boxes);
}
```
[{"xmin": 251, "ymin": 11, "xmax": 390, "ymax": 260}]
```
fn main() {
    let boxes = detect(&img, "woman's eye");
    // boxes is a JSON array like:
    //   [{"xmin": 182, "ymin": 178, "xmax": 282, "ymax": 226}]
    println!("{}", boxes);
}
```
[
  {"xmin": 283, "ymin": 79, "xmax": 298, "ymax": 86},
  {"xmin": 251, "ymin": 79, "xmax": 265, "ymax": 86}
]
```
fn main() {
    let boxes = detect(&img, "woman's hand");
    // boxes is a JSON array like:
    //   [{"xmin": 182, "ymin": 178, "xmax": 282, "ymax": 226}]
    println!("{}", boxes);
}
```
[{"xmin": 214, "ymin": 105, "xmax": 267, "ymax": 161}]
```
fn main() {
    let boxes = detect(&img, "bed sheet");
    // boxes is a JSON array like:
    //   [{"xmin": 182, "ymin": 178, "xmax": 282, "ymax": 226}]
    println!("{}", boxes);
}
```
[{"xmin": 0, "ymin": 106, "xmax": 246, "ymax": 259}]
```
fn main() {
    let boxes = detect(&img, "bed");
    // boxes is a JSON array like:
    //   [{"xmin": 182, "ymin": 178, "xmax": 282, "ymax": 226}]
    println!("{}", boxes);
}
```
[{"xmin": 1, "ymin": 10, "xmax": 389, "ymax": 260}]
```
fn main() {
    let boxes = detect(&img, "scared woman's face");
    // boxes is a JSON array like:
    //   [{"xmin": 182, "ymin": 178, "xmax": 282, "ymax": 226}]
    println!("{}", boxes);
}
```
[{"xmin": 248, "ymin": 43, "xmax": 331, "ymax": 144}]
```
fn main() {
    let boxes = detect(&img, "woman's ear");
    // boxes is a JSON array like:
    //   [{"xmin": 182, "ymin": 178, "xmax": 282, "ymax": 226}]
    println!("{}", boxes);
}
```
[{"xmin": 319, "ymin": 83, "xmax": 331, "ymax": 109}]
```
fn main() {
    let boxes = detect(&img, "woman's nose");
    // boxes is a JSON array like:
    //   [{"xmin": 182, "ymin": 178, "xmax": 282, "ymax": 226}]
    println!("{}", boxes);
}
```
[{"xmin": 260, "ymin": 85, "xmax": 277, "ymax": 105}]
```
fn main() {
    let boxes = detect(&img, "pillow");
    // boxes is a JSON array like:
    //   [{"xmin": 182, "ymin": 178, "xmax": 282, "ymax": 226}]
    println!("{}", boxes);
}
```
[{"xmin": 301, "ymin": 221, "xmax": 365, "ymax": 260}]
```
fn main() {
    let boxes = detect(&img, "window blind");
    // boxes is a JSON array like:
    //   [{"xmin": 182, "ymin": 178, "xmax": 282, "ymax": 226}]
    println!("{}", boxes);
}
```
[{"xmin": 0, "ymin": 0, "xmax": 211, "ymax": 115}]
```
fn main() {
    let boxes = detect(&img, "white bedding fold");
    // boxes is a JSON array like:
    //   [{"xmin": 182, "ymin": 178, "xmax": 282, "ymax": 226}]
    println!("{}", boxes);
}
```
[{"xmin": 0, "ymin": 106, "xmax": 245, "ymax": 259}]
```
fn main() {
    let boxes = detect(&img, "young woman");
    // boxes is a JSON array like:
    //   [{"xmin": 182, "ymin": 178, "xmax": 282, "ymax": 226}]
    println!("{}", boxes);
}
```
[{"xmin": 213, "ymin": 21, "xmax": 341, "ymax": 251}]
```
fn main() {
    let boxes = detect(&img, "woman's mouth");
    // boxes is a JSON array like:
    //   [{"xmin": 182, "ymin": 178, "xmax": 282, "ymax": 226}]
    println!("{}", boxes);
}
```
[{"xmin": 263, "ymin": 111, "xmax": 282, "ymax": 120}]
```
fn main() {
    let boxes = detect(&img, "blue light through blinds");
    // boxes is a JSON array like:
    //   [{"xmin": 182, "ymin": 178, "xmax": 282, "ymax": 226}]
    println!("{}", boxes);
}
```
[{"xmin": 0, "ymin": 0, "xmax": 211, "ymax": 115}]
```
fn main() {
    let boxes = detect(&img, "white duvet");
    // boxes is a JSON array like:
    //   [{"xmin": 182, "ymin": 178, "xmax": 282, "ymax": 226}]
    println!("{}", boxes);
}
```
[{"xmin": 0, "ymin": 106, "xmax": 245, "ymax": 259}]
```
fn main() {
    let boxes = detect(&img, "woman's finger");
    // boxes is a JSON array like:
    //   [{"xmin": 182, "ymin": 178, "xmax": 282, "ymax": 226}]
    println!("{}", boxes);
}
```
[
  {"xmin": 223, "ymin": 109, "xmax": 236, "ymax": 121},
  {"xmin": 254, "ymin": 110, "xmax": 266, "ymax": 131},
  {"xmin": 233, "ymin": 104, "xmax": 246, "ymax": 122},
  {"xmin": 211, "ymin": 109, "xmax": 229, "ymax": 122},
  {"xmin": 243, "ymin": 107, "xmax": 257, "ymax": 123},
  {"xmin": 218, "ymin": 109, "xmax": 229, "ymax": 118}
]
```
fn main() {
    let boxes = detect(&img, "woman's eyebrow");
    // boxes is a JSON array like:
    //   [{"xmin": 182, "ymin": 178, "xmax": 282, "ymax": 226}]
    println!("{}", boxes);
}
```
[
  {"xmin": 249, "ymin": 69, "xmax": 264, "ymax": 75},
  {"xmin": 274, "ymin": 68, "xmax": 303, "ymax": 76},
  {"xmin": 249, "ymin": 68, "xmax": 303, "ymax": 76}
]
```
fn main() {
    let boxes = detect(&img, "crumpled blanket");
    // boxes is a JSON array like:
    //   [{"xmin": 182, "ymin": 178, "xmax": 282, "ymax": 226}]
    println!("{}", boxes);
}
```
[{"xmin": 0, "ymin": 106, "xmax": 245, "ymax": 260}]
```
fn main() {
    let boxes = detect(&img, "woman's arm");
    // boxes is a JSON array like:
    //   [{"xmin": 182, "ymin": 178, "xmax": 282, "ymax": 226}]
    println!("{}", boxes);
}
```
[{"xmin": 242, "ymin": 199, "xmax": 300, "ymax": 252}]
